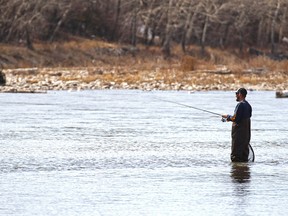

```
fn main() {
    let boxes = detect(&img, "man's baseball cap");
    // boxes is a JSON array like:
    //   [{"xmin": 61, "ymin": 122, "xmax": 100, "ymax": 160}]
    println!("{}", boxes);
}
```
[{"xmin": 236, "ymin": 88, "xmax": 247, "ymax": 96}]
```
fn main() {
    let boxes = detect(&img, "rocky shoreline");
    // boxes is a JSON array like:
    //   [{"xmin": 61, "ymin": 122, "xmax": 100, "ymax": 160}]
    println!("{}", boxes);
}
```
[{"xmin": 1, "ymin": 67, "xmax": 288, "ymax": 93}]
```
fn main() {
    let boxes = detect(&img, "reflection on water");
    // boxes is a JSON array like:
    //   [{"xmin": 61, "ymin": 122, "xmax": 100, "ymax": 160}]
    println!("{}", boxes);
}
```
[
  {"xmin": 230, "ymin": 163, "xmax": 251, "ymax": 216},
  {"xmin": 231, "ymin": 163, "xmax": 251, "ymax": 184},
  {"xmin": 0, "ymin": 90, "xmax": 288, "ymax": 216}
]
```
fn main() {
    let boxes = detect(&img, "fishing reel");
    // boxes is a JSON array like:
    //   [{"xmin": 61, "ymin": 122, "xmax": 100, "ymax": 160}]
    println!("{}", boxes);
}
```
[{"xmin": 221, "ymin": 118, "xmax": 227, "ymax": 122}]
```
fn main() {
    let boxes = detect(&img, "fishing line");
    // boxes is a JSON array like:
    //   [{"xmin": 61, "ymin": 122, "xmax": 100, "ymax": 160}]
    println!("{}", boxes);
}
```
[
  {"xmin": 154, "ymin": 97, "xmax": 222, "ymax": 116},
  {"xmin": 248, "ymin": 144, "xmax": 255, "ymax": 162}
]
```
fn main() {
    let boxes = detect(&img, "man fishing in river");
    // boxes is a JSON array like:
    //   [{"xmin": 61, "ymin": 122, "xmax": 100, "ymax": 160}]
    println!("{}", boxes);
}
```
[{"xmin": 222, "ymin": 88, "xmax": 252, "ymax": 162}]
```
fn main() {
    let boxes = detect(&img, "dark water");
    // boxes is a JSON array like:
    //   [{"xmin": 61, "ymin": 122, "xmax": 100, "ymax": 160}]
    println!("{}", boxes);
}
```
[{"xmin": 0, "ymin": 90, "xmax": 287, "ymax": 216}]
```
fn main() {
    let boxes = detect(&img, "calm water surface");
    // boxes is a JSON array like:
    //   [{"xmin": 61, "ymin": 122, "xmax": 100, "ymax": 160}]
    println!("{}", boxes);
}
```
[{"xmin": 0, "ymin": 90, "xmax": 287, "ymax": 216}]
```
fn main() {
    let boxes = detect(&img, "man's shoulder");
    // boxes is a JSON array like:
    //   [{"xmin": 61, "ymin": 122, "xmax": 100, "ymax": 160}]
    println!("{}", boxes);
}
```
[
  {"xmin": 242, "ymin": 100, "xmax": 251, "ymax": 104},
  {"xmin": 241, "ymin": 100, "xmax": 252, "ymax": 110},
  {"xmin": 237, "ymin": 100, "xmax": 251, "ymax": 108},
  {"xmin": 244, "ymin": 100, "xmax": 252, "ymax": 106}
]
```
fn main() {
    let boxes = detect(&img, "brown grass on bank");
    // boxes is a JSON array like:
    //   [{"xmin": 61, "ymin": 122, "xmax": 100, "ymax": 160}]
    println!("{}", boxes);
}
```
[
  {"xmin": 1, "ymin": 38, "xmax": 288, "ymax": 88},
  {"xmin": 1, "ymin": 38, "xmax": 287, "ymax": 72},
  {"xmin": 248, "ymin": 56, "xmax": 288, "ymax": 73}
]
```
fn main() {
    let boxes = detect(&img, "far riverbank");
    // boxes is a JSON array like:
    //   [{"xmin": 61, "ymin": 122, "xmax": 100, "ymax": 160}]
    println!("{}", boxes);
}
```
[
  {"xmin": 1, "ymin": 40, "xmax": 288, "ymax": 93},
  {"xmin": 1, "ymin": 66, "xmax": 288, "ymax": 93}
]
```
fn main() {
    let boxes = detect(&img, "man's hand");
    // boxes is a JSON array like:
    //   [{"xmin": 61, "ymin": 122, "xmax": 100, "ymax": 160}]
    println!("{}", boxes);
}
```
[{"xmin": 221, "ymin": 114, "xmax": 229, "ymax": 122}]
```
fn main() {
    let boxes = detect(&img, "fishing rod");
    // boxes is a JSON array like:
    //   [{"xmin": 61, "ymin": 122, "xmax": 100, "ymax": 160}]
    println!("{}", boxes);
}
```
[{"xmin": 155, "ymin": 97, "xmax": 222, "ymax": 117}]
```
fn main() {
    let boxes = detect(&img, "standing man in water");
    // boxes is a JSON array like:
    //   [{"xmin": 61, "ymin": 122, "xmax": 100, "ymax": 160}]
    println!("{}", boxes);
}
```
[{"xmin": 222, "ymin": 88, "xmax": 252, "ymax": 162}]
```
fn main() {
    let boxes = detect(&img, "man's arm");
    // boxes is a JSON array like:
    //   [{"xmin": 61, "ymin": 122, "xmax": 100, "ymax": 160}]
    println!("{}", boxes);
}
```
[{"xmin": 222, "ymin": 103, "xmax": 242, "ymax": 122}]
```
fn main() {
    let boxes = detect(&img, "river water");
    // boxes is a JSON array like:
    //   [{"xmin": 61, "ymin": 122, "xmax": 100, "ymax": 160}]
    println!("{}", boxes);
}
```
[{"xmin": 0, "ymin": 90, "xmax": 287, "ymax": 216}]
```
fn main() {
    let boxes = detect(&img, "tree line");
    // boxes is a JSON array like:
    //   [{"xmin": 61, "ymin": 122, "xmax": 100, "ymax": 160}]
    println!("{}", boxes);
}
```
[{"xmin": 0, "ymin": 0, "xmax": 287, "ymax": 56}]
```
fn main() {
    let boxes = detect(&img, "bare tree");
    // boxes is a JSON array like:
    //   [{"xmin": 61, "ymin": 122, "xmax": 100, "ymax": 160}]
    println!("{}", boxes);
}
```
[
  {"xmin": 223, "ymin": 0, "xmax": 256, "ymax": 53},
  {"xmin": 1, "ymin": 0, "xmax": 288, "ymax": 56},
  {"xmin": 162, "ymin": 0, "xmax": 175, "ymax": 57},
  {"xmin": 0, "ymin": 0, "xmax": 48, "ymax": 49},
  {"xmin": 181, "ymin": 1, "xmax": 201, "ymax": 53},
  {"xmin": 140, "ymin": 0, "xmax": 157, "ymax": 45},
  {"xmin": 278, "ymin": 4, "xmax": 287, "ymax": 42},
  {"xmin": 162, "ymin": 0, "xmax": 186, "ymax": 57},
  {"xmin": 271, "ymin": 0, "xmax": 281, "ymax": 53},
  {"xmin": 111, "ymin": 0, "xmax": 122, "ymax": 41},
  {"xmin": 49, "ymin": 2, "xmax": 72, "ymax": 42}
]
